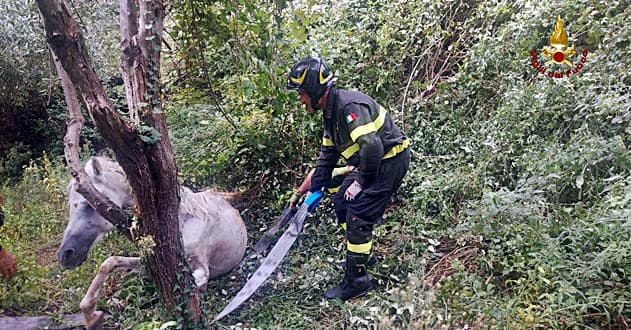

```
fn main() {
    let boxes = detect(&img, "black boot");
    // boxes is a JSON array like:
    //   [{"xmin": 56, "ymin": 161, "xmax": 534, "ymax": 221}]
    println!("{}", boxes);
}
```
[{"xmin": 324, "ymin": 253, "xmax": 373, "ymax": 301}]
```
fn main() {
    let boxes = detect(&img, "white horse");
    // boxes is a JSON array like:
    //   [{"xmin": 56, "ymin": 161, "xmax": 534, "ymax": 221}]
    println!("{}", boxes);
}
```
[{"xmin": 57, "ymin": 156, "xmax": 247, "ymax": 287}]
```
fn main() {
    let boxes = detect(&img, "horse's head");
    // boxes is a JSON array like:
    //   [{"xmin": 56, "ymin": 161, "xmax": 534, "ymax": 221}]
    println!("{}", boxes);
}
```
[{"xmin": 57, "ymin": 156, "xmax": 133, "ymax": 269}]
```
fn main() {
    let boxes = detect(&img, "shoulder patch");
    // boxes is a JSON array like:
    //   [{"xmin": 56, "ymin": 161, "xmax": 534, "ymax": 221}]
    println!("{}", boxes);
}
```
[{"xmin": 345, "ymin": 112, "xmax": 357, "ymax": 124}]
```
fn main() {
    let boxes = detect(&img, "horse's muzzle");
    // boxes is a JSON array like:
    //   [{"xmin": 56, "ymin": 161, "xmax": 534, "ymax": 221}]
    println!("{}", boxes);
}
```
[{"xmin": 56, "ymin": 245, "xmax": 87, "ymax": 269}]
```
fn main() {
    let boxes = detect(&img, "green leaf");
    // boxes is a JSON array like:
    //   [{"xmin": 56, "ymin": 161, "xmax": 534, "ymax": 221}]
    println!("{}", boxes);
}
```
[{"xmin": 137, "ymin": 125, "xmax": 162, "ymax": 144}]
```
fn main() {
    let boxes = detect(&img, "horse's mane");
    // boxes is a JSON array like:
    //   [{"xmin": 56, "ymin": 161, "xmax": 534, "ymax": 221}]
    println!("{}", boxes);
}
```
[{"xmin": 180, "ymin": 187, "xmax": 233, "ymax": 222}]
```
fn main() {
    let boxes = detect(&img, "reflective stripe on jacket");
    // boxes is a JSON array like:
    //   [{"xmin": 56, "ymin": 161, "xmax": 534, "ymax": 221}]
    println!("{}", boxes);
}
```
[{"xmin": 311, "ymin": 88, "xmax": 408, "ymax": 191}]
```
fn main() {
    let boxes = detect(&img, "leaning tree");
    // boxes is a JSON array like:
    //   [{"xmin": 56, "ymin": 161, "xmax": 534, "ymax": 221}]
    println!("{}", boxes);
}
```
[{"xmin": 37, "ymin": 0, "xmax": 202, "ymax": 326}]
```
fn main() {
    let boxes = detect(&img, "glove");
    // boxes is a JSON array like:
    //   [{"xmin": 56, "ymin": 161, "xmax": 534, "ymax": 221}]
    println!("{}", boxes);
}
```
[
  {"xmin": 304, "ymin": 190, "xmax": 323, "ymax": 213},
  {"xmin": 288, "ymin": 190, "xmax": 301, "ymax": 208},
  {"xmin": 331, "ymin": 165, "xmax": 354, "ymax": 178},
  {"xmin": 344, "ymin": 180, "xmax": 363, "ymax": 201},
  {"xmin": 289, "ymin": 169, "xmax": 315, "ymax": 207}
]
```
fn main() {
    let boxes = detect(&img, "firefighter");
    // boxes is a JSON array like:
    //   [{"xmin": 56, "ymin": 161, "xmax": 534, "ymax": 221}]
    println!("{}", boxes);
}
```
[{"xmin": 286, "ymin": 57, "xmax": 410, "ymax": 301}]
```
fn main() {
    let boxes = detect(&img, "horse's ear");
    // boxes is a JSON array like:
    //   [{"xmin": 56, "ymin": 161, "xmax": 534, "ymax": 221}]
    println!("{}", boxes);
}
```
[{"xmin": 91, "ymin": 157, "xmax": 102, "ymax": 177}]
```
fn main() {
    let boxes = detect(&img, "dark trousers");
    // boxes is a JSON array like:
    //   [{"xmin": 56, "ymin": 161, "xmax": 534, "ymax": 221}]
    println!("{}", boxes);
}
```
[{"xmin": 332, "ymin": 148, "xmax": 410, "ymax": 251}]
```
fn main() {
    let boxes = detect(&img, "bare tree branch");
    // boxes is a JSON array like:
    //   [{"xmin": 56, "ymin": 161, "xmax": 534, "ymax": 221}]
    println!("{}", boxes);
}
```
[{"xmin": 120, "ymin": 0, "xmax": 141, "ymax": 123}]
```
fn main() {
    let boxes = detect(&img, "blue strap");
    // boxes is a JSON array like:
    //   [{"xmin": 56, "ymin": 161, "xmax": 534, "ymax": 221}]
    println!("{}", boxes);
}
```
[{"xmin": 304, "ymin": 190, "xmax": 324, "ymax": 213}]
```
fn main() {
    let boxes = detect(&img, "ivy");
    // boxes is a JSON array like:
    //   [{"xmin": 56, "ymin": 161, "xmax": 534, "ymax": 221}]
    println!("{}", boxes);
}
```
[{"xmin": 137, "ymin": 125, "xmax": 162, "ymax": 144}]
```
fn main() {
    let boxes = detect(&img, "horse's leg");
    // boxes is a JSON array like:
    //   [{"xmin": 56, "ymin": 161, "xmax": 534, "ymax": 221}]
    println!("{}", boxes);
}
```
[
  {"xmin": 192, "ymin": 264, "xmax": 209, "ymax": 288},
  {"xmin": 185, "ymin": 253, "xmax": 210, "ymax": 288},
  {"xmin": 80, "ymin": 256, "xmax": 140, "ymax": 329}
]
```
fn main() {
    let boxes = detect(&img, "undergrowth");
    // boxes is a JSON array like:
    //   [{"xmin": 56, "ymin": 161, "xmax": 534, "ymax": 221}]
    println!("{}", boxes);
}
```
[{"xmin": 0, "ymin": 0, "xmax": 629, "ymax": 329}]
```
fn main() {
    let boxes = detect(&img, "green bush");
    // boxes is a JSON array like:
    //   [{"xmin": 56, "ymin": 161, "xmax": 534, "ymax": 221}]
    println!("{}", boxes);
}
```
[{"xmin": 164, "ymin": 0, "xmax": 631, "ymax": 327}]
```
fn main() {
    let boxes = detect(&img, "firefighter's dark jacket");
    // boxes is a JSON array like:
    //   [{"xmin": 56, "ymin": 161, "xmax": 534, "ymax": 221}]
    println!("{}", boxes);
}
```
[{"xmin": 310, "ymin": 88, "xmax": 409, "ymax": 191}]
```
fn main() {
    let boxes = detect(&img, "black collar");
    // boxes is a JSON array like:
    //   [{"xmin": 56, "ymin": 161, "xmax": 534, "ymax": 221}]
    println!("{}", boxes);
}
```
[{"xmin": 324, "ymin": 88, "xmax": 337, "ymax": 119}]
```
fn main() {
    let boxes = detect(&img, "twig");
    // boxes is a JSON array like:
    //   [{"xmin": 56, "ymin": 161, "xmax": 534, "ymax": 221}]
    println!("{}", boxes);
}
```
[
  {"xmin": 67, "ymin": 0, "xmax": 87, "ymax": 32},
  {"xmin": 424, "ymin": 245, "xmax": 477, "ymax": 284},
  {"xmin": 189, "ymin": 0, "xmax": 238, "ymax": 131},
  {"xmin": 442, "ymin": 297, "xmax": 448, "ymax": 321},
  {"xmin": 411, "ymin": 149, "xmax": 457, "ymax": 160},
  {"xmin": 400, "ymin": 55, "xmax": 424, "ymax": 132}
]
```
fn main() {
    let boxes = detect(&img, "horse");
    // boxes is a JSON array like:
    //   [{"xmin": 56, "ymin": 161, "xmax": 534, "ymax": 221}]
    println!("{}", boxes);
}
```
[{"xmin": 56, "ymin": 156, "xmax": 247, "ymax": 287}]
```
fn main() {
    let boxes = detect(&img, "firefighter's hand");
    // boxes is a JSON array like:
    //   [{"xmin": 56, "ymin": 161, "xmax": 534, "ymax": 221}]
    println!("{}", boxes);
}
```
[
  {"xmin": 0, "ymin": 248, "xmax": 17, "ymax": 279},
  {"xmin": 344, "ymin": 180, "xmax": 363, "ymax": 201},
  {"xmin": 332, "ymin": 165, "xmax": 354, "ymax": 178},
  {"xmin": 288, "ymin": 190, "xmax": 301, "ymax": 208}
]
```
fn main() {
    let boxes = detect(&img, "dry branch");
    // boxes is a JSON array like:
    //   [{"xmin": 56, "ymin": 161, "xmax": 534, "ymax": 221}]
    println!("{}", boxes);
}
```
[
  {"xmin": 424, "ymin": 245, "xmax": 479, "ymax": 285},
  {"xmin": 120, "ymin": 0, "xmax": 141, "ymax": 123}
]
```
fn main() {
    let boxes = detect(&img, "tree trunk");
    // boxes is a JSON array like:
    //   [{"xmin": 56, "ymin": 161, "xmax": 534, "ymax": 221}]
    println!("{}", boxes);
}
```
[{"xmin": 37, "ymin": 0, "xmax": 201, "ymax": 324}]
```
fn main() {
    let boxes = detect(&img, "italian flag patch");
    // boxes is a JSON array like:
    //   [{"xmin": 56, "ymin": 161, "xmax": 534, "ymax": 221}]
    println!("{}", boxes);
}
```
[{"xmin": 345, "ymin": 112, "xmax": 357, "ymax": 123}]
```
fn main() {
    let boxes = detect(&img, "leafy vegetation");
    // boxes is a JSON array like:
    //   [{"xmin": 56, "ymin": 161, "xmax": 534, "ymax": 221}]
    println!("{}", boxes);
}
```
[
  {"xmin": 0, "ymin": 0, "xmax": 117, "ymax": 180},
  {"xmin": 1, "ymin": 0, "xmax": 630, "ymax": 328}
]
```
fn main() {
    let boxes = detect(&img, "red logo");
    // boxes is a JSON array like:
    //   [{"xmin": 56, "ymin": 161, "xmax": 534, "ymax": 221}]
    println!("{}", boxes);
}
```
[{"xmin": 530, "ymin": 16, "xmax": 588, "ymax": 78}]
